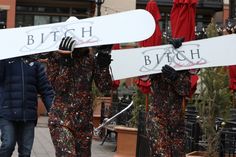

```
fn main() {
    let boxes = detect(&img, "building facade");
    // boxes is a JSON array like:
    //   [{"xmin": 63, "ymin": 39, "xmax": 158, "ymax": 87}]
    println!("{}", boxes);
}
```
[
  {"xmin": 229, "ymin": 0, "xmax": 236, "ymax": 18},
  {"xmin": 1, "ymin": 0, "xmax": 234, "ymax": 29},
  {"xmin": 0, "ymin": 0, "xmax": 16, "ymax": 28},
  {"xmin": 15, "ymin": 0, "xmax": 95, "ymax": 27},
  {"xmin": 98, "ymin": 0, "xmax": 136, "ymax": 15}
]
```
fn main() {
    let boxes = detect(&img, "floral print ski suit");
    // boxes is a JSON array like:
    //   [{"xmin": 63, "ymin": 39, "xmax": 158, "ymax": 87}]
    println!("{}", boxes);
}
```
[
  {"xmin": 47, "ymin": 50, "xmax": 112, "ymax": 157},
  {"xmin": 147, "ymin": 71, "xmax": 190, "ymax": 157}
]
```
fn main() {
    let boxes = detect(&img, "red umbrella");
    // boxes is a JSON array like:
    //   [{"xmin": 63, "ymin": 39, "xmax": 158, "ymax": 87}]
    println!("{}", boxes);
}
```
[
  {"xmin": 139, "ymin": 0, "xmax": 162, "ymax": 47},
  {"xmin": 229, "ymin": 65, "xmax": 236, "ymax": 91},
  {"xmin": 137, "ymin": 0, "xmax": 162, "ymax": 112},
  {"xmin": 112, "ymin": 44, "xmax": 120, "ymax": 50},
  {"xmin": 189, "ymin": 74, "xmax": 199, "ymax": 98},
  {"xmin": 170, "ymin": 0, "xmax": 198, "ymax": 110},
  {"xmin": 226, "ymin": 20, "xmax": 236, "ymax": 107},
  {"xmin": 135, "ymin": 76, "xmax": 152, "ymax": 94},
  {"xmin": 228, "ymin": 65, "xmax": 236, "ymax": 107},
  {"xmin": 134, "ymin": 78, "xmax": 151, "ymax": 97},
  {"xmin": 134, "ymin": 76, "xmax": 152, "ymax": 112},
  {"xmin": 170, "ymin": 0, "xmax": 198, "ymax": 41}
]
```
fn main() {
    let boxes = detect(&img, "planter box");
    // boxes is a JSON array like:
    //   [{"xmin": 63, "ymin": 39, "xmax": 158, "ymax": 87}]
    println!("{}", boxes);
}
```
[
  {"xmin": 113, "ymin": 126, "xmax": 138, "ymax": 157},
  {"xmin": 186, "ymin": 151, "xmax": 205, "ymax": 157},
  {"xmin": 93, "ymin": 97, "xmax": 112, "ymax": 128},
  {"xmin": 186, "ymin": 151, "xmax": 219, "ymax": 157}
]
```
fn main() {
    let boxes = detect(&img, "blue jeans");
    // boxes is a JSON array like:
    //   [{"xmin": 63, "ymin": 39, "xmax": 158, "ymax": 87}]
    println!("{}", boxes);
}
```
[{"xmin": 0, "ymin": 118, "xmax": 35, "ymax": 157}]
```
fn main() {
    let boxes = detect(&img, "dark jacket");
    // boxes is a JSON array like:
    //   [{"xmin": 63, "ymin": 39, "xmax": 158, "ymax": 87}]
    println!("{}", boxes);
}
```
[{"xmin": 0, "ymin": 57, "xmax": 55, "ymax": 121}]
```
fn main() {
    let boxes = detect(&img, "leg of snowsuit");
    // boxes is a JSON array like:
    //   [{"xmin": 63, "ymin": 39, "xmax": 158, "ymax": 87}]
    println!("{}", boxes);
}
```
[
  {"xmin": 49, "ymin": 125, "xmax": 77, "ymax": 157},
  {"xmin": 146, "ymin": 106, "xmax": 185, "ymax": 157},
  {"xmin": 146, "ymin": 107, "xmax": 168, "ymax": 157},
  {"xmin": 75, "ymin": 114, "xmax": 93, "ymax": 157},
  {"xmin": 76, "ymin": 133, "xmax": 92, "ymax": 157},
  {"xmin": 168, "ymin": 109, "xmax": 185, "ymax": 157}
]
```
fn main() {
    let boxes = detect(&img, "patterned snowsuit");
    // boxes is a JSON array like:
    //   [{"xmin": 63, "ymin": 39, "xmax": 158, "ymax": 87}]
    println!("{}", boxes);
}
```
[
  {"xmin": 47, "ymin": 50, "xmax": 112, "ymax": 157},
  {"xmin": 146, "ymin": 71, "xmax": 190, "ymax": 157}
]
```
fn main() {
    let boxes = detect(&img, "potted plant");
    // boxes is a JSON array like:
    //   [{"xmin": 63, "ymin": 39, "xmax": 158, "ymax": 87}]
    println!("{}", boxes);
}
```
[
  {"xmin": 129, "ymin": 89, "xmax": 146, "ymax": 128},
  {"xmin": 187, "ymin": 18, "xmax": 232, "ymax": 157},
  {"xmin": 113, "ymin": 87, "xmax": 146, "ymax": 157},
  {"xmin": 189, "ymin": 67, "xmax": 231, "ymax": 157}
]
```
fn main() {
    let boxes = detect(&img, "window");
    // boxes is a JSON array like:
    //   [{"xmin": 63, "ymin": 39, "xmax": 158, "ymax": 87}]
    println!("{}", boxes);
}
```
[
  {"xmin": 16, "ymin": 15, "xmax": 34, "ymax": 27},
  {"xmin": 230, "ymin": 0, "xmax": 236, "ymax": 18},
  {"xmin": 34, "ymin": 16, "xmax": 50, "ymax": 25},
  {"xmin": 16, "ymin": 5, "xmax": 89, "ymax": 27},
  {"xmin": 234, "ymin": 0, "xmax": 236, "ymax": 18},
  {"xmin": 0, "ymin": 10, "xmax": 7, "ymax": 29}
]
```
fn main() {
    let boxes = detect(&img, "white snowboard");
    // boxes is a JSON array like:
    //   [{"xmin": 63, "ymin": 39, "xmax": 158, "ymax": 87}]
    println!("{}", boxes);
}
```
[
  {"xmin": 0, "ymin": 9, "xmax": 155, "ymax": 60},
  {"xmin": 110, "ymin": 34, "xmax": 236, "ymax": 80}
]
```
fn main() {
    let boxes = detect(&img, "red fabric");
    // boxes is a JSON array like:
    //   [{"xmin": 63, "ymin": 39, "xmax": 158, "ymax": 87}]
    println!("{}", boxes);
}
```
[
  {"xmin": 170, "ymin": 0, "xmax": 198, "ymax": 97},
  {"xmin": 112, "ymin": 44, "xmax": 120, "ymax": 50},
  {"xmin": 229, "ymin": 65, "xmax": 236, "ymax": 91},
  {"xmin": 135, "ymin": 78, "xmax": 151, "ymax": 94},
  {"xmin": 170, "ymin": 0, "xmax": 198, "ymax": 41},
  {"xmin": 137, "ymin": 0, "xmax": 163, "ymax": 94},
  {"xmin": 139, "ymin": 0, "xmax": 162, "ymax": 47},
  {"xmin": 112, "ymin": 80, "xmax": 120, "ymax": 90},
  {"xmin": 189, "ymin": 75, "xmax": 198, "ymax": 98}
]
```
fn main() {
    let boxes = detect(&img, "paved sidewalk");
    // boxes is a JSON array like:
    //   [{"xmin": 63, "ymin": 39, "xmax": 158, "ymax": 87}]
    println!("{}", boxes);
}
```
[{"xmin": 11, "ymin": 116, "xmax": 116, "ymax": 157}]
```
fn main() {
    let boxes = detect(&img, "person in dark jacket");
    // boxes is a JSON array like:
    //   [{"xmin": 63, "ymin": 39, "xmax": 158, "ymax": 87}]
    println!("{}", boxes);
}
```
[
  {"xmin": 47, "ymin": 37, "xmax": 112, "ymax": 157},
  {"xmin": 0, "ymin": 56, "xmax": 55, "ymax": 157},
  {"xmin": 146, "ymin": 38, "xmax": 191, "ymax": 157}
]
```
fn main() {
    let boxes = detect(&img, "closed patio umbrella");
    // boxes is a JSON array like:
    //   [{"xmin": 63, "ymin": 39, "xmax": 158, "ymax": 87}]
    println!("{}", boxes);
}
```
[
  {"xmin": 137, "ymin": 0, "xmax": 162, "ymax": 111},
  {"xmin": 139, "ymin": 0, "xmax": 162, "ymax": 47},
  {"xmin": 171, "ymin": 0, "xmax": 198, "ymax": 41},
  {"xmin": 170, "ymin": 0, "xmax": 198, "ymax": 110},
  {"xmin": 229, "ymin": 65, "xmax": 236, "ymax": 107},
  {"xmin": 226, "ymin": 19, "xmax": 236, "ymax": 108}
]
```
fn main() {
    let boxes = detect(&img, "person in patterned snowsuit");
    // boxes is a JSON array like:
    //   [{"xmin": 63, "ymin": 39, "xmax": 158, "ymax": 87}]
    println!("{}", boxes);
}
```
[
  {"xmin": 47, "ymin": 37, "xmax": 112, "ymax": 157},
  {"xmin": 146, "ymin": 38, "xmax": 191, "ymax": 157}
]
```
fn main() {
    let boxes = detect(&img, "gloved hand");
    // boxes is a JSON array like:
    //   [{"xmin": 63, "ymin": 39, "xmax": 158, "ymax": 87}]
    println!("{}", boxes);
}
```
[
  {"xmin": 58, "ymin": 36, "xmax": 76, "ymax": 54},
  {"xmin": 72, "ymin": 48, "xmax": 90, "ymax": 58},
  {"xmin": 96, "ymin": 53, "xmax": 112, "ymax": 68},
  {"xmin": 169, "ymin": 37, "xmax": 184, "ymax": 49},
  {"xmin": 96, "ymin": 44, "xmax": 113, "ymax": 54},
  {"xmin": 57, "ymin": 36, "xmax": 77, "ymax": 66},
  {"xmin": 161, "ymin": 65, "xmax": 178, "ymax": 81},
  {"xmin": 95, "ymin": 44, "xmax": 113, "ymax": 68}
]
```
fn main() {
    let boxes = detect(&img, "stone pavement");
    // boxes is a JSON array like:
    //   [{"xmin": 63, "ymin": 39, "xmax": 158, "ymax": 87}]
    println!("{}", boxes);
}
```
[{"xmin": 11, "ymin": 116, "xmax": 116, "ymax": 157}]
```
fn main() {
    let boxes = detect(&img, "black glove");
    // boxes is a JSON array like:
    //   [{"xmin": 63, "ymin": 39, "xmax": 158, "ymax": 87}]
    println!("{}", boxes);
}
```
[
  {"xmin": 169, "ymin": 37, "xmax": 184, "ymax": 49},
  {"xmin": 95, "ymin": 44, "xmax": 113, "ymax": 68},
  {"xmin": 72, "ymin": 48, "xmax": 89, "ymax": 58},
  {"xmin": 161, "ymin": 65, "xmax": 178, "ymax": 81},
  {"xmin": 59, "ymin": 36, "xmax": 76, "ymax": 52},
  {"xmin": 96, "ymin": 44, "xmax": 113, "ymax": 54},
  {"xmin": 96, "ymin": 53, "xmax": 112, "ymax": 68}
]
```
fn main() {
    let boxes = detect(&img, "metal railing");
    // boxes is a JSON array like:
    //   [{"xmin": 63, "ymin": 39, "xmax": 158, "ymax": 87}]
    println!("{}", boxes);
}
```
[
  {"xmin": 136, "ymin": 111, "xmax": 150, "ymax": 157},
  {"xmin": 137, "ymin": 0, "xmax": 223, "ymax": 8}
]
